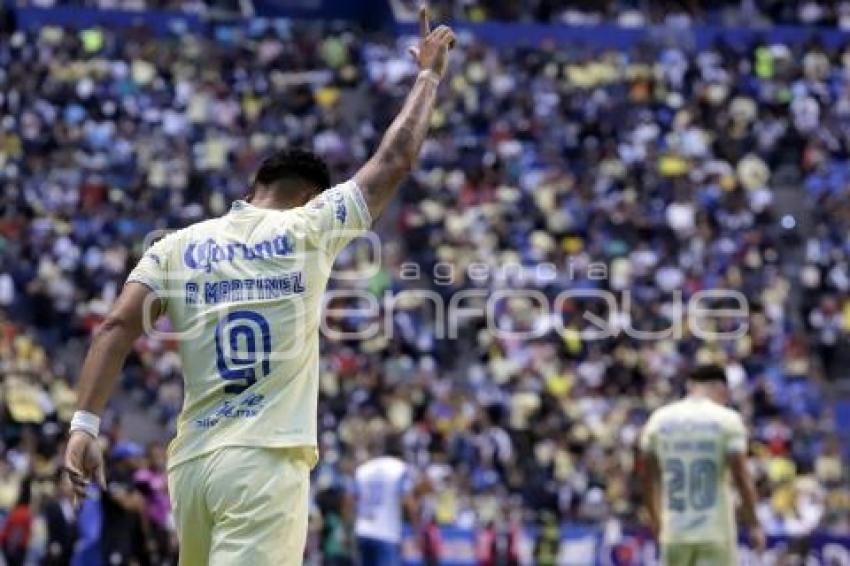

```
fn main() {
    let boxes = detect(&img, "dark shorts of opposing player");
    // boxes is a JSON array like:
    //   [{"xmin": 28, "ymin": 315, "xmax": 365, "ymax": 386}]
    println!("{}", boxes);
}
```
[{"xmin": 357, "ymin": 536, "xmax": 401, "ymax": 566}]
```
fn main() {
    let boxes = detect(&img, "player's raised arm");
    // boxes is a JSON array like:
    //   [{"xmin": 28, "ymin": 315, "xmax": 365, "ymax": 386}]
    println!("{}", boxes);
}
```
[
  {"xmin": 354, "ymin": 5, "xmax": 454, "ymax": 220},
  {"xmin": 63, "ymin": 281, "xmax": 162, "ymax": 503},
  {"xmin": 639, "ymin": 451, "xmax": 661, "ymax": 538},
  {"xmin": 637, "ymin": 415, "xmax": 661, "ymax": 539}
]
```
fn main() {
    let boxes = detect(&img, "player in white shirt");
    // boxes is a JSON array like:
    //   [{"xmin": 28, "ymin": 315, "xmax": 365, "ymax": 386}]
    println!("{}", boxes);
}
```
[
  {"xmin": 62, "ymin": 8, "xmax": 455, "ymax": 566},
  {"xmin": 639, "ymin": 364, "xmax": 766, "ymax": 565},
  {"xmin": 354, "ymin": 437, "xmax": 427, "ymax": 565}
]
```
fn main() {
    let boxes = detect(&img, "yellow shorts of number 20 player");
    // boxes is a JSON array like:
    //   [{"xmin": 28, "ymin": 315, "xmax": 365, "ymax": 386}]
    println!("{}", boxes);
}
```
[{"xmin": 661, "ymin": 541, "xmax": 737, "ymax": 566}]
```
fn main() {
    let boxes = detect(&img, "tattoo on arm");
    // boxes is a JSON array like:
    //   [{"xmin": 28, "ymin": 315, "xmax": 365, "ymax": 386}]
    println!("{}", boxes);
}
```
[
  {"xmin": 75, "ymin": 282, "xmax": 160, "ymax": 414},
  {"xmin": 355, "ymin": 72, "xmax": 440, "ymax": 219}
]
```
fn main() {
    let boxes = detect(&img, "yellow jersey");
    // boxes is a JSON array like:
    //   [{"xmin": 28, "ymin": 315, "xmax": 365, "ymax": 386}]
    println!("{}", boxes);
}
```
[
  {"xmin": 127, "ymin": 179, "xmax": 371, "ymax": 470},
  {"xmin": 640, "ymin": 396, "xmax": 748, "ymax": 545}
]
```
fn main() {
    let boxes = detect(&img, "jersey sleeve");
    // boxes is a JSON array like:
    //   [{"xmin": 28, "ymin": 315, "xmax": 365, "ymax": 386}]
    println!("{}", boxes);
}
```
[
  {"xmin": 399, "ymin": 467, "xmax": 415, "ymax": 496},
  {"xmin": 725, "ymin": 411, "xmax": 748, "ymax": 454},
  {"xmin": 126, "ymin": 236, "xmax": 171, "ymax": 306},
  {"xmin": 300, "ymin": 179, "xmax": 372, "ymax": 259},
  {"xmin": 639, "ymin": 413, "xmax": 659, "ymax": 454}
]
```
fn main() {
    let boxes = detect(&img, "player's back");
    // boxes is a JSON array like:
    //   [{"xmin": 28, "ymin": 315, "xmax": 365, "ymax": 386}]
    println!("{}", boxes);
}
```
[
  {"xmin": 127, "ymin": 181, "xmax": 371, "ymax": 470},
  {"xmin": 641, "ymin": 397, "xmax": 747, "ymax": 547},
  {"xmin": 354, "ymin": 456, "xmax": 411, "ymax": 544}
]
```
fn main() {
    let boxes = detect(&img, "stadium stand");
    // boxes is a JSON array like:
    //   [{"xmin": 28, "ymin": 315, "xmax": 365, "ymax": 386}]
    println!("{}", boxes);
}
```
[{"xmin": 394, "ymin": 0, "xmax": 850, "ymax": 27}]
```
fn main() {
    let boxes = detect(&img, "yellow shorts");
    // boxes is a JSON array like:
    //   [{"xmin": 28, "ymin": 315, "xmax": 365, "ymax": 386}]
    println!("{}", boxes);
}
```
[
  {"xmin": 661, "ymin": 541, "xmax": 737, "ymax": 566},
  {"xmin": 168, "ymin": 446, "xmax": 311, "ymax": 566}
]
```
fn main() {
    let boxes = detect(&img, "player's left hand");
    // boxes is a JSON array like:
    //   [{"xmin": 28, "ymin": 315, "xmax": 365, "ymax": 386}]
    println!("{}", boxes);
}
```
[
  {"xmin": 63, "ymin": 430, "xmax": 106, "ymax": 505},
  {"xmin": 408, "ymin": 4, "xmax": 456, "ymax": 79}
]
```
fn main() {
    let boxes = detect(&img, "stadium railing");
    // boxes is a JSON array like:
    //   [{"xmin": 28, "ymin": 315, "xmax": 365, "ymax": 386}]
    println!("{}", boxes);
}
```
[{"xmin": 8, "ymin": 1, "xmax": 850, "ymax": 50}]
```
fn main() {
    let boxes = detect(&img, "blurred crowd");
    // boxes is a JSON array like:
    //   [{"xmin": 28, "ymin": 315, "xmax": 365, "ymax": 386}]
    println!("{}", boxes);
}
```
[
  {"xmin": 17, "ymin": 0, "xmax": 208, "ymax": 13},
  {"xmin": 19, "ymin": 0, "xmax": 850, "ymax": 28},
  {"xmin": 402, "ymin": 0, "xmax": 850, "ymax": 28},
  {"xmin": 0, "ymin": 9, "xmax": 849, "ymax": 566}
]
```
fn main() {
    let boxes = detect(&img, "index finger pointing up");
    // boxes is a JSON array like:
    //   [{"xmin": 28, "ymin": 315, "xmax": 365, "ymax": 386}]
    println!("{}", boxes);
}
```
[{"xmin": 419, "ymin": 4, "xmax": 431, "ymax": 39}]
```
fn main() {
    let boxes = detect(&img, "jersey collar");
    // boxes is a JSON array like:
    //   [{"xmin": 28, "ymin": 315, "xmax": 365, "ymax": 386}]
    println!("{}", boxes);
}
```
[{"xmin": 230, "ymin": 200, "xmax": 255, "ymax": 212}]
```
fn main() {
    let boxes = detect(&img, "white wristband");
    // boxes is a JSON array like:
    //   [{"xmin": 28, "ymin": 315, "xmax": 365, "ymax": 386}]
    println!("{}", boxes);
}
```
[
  {"xmin": 70, "ymin": 410, "xmax": 101, "ymax": 439},
  {"xmin": 418, "ymin": 69, "xmax": 441, "ymax": 86}
]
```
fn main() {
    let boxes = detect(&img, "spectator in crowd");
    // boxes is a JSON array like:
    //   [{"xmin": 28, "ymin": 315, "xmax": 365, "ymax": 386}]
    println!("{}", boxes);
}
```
[
  {"xmin": 72, "ymin": 484, "xmax": 104, "ymax": 566},
  {"xmin": 315, "ymin": 485, "xmax": 355, "ymax": 566},
  {"xmin": 419, "ymin": 517, "xmax": 442, "ymax": 566},
  {"xmin": 101, "ymin": 442, "xmax": 151, "ymax": 566},
  {"xmin": 475, "ymin": 515, "xmax": 521, "ymax": 566},
  {"xmin": 22, "ymin": 0, "xmax": 208, "ymax": 14},
  {"xmin": 532, "ymin": 511, "xmax": 561, "ymax": 566},
  {"xmin": 405, "ymin": 0, "xmax": 850, "ymax": 28},
  {"xmin": 42, "ymin": 472, "xmax": 76, "ymax": 566},
  {"xmin": 133, "ymin": 444, "xmax": 174, "ymax": 564},
  {"xmin": 0, "ymin": 478, "xmax": 33, "ymax": 566}
]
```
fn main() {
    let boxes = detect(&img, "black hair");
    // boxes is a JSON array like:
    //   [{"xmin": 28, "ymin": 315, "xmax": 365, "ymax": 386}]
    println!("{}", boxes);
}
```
[
  {"xmin": 248, "ymin": 148, "xmax": 331, "ymax": 200},
  {"xmin": 689, "ymin": 364, "xmax": 727, "ymax": 385},
  {"xmin": 383, "ymin": 433, "xmax": 404, "ymax": 458}
]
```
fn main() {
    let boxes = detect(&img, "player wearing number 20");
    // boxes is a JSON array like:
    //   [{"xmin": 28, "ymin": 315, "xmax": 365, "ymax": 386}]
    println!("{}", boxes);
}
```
[
  {"xmin": 62, "ymin": 7, "xmax": 456, "ymax": 566},
  {"xmin": 639, "ymin": 364, "xmax": 766, "ymax": 565}
]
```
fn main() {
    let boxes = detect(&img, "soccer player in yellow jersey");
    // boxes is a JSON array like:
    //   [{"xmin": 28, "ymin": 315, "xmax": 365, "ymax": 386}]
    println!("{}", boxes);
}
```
[
  {"xmin": 639, "ymin": 364, "xmax": 766, "ymax": 565},
  {"xmin": 62, "ymin": 8, "xmax": 455, "ymax": 566}
]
